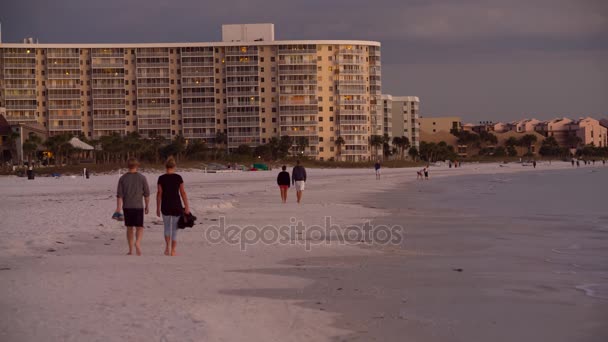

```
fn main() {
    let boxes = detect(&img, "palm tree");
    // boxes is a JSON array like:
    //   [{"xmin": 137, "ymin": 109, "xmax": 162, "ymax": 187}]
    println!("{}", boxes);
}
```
[
  {"xmin": 22, "ymin": 133, "xmax": 42, "ymax": 164},
  {"xmin": 295, "ymin": 136, "xmax": 309, "ymax": 156},
  {"xmin": 519, "ymin": 134, "xmax": 538, "ymax": 155},
  {"xmin": 44, "ymin": 133, "xmax": 72, "ymax": 166},
  {"xmin": 5, "ymin": 131, "xmax": 20, "ymax": 164},
  {"xmin": 369, "ymin": 135, "xmax": 384, "ymax": 160},
  {"xmin": 391, "ymin": 136, "xmax": 402, "ymax": 159},
  {"xmin": 398, "ymin": 136, "xmax": 411, "ymax": 159},
  {"xmin": 335, "ymin": 136, "xmax": 345, "ymax": 161}
]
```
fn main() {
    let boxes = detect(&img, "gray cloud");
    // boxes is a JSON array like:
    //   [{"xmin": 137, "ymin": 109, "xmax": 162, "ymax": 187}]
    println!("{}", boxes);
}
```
[{"xmin": 0, "ymin": 0, "xmax": 606, "ymax": 121}]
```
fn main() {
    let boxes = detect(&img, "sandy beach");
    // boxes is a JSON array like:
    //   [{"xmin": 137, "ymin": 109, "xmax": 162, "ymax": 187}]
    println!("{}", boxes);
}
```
[{"xmin": 0, "ymin": 162, "xmax": 607, "ymax": 341}]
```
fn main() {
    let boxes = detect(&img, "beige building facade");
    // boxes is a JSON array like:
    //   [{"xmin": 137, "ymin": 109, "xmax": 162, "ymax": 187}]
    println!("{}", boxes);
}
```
[
  {"xmin": 0, "ymin": 24, "xmax": 381, "ymax": 161},
  {"xmin": 419, "ymin": 116, "xmax": 461, "ymax": 135},
  {"xmin": 382, "ymin": 95, "xmax": 420, "ymax": 148}
]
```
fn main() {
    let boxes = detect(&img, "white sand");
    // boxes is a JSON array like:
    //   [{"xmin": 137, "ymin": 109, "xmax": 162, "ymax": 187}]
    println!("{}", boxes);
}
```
[{"xmin": 0, "ymin": 161, "xmax": 589, "ymax": 341}]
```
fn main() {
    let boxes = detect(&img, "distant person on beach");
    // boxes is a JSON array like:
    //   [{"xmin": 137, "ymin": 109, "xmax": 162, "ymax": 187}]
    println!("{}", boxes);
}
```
[
  {"xmin": 156, "ymin": 156, "xmax": 190, "ymax": 257},
  {"xmin": 277, "ymin": 165, "xmax": 290, "ymax": 203},
  {"xmin": 571, "ymin": 159, "xmax": 575, "ymax": 167},
  {"xmin": 292, "ymin": 160, "xmax": 307, "ymax": 204},
  {"xmin": 374, "ymin": 160, "xmax": 381, "ymax": 180},
  {"xmin": 577, "ymin": 160, "xmax": 580, "ymax": 167},
  {"xmin": 424, "ymin": 166, "xmax": 429, "ymax": 180},
  {"xmin": 449, "ymin": 160, "xmax": 452, "ymax": 168},
  {"xmin": 116, "ymin": 158, "xmax": 150, "ymax": 256},
  {"xmin": 533, "ymin": 160, "xmax": 537, "ymax": 168},
  {"xmin": 416, "ymin": 169, "xmax": 423, "ymax": 180},
  {"xmin": 603, "ymin": 160, "xmax": 606, "ymax": 165}
]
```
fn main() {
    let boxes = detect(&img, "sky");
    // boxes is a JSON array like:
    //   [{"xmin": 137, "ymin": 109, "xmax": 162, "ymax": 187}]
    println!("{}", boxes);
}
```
[{"xmin": 1, "ymin": 0, "xmax": 607, "ymax": 123}]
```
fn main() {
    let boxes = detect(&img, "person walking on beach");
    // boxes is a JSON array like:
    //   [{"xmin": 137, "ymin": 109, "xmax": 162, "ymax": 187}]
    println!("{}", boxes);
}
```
[
  {"xmin": 533, "ymin": 160, "xmax": 537, "ymax": 168},
  {"xmin": 277, "ymin": 165, "xmax": 290, "ymax": 203},
  {"xmin": 116, "ymin": 158, "xmax": 150, "ymax": 256},
  {"xmin": 577, "ymin": 160, "xmax": 580, "ymax": 167},
  {"xmin": 571, "ymin": 159, "xmax": 575, "ymax": 167},
  {"xmin": 156, "ymin": 156, "xmax": 190, "ymax": 257},
  {"xmin": 424, "ymin": 166, "xmax": 429, "ymax": 180},
  {"xmin": 374, "ymin": 160, "xmax": 381, "ymax": 180},
  {"xmin": 292, "ymin": 160, "xmax": 307, "ymax": 204}
]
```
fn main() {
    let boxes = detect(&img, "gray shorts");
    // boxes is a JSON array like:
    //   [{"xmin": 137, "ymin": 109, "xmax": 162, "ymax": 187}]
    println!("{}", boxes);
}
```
[{"xmin": 162, "ymin": 215, "xmax": 179, "ymax": 240}]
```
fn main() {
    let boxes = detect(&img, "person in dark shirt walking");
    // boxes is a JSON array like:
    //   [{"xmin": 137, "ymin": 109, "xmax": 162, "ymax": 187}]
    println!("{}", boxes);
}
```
[
  {"xmin": 277, "ymin": 165, "xmax": 291, "ymax": 203},
  {"xmin": 374, "ymin": 160, "xmax": 381, "ymax": 180},
  {"xmin": 156, "ymin": 156, "xmax": 190, "ymax": 256},
  {"xmin": 116, "ymin": 158, "xmax": 150, "ymax": 256},
  {"xmin": 292, "ymin": 160, "xmax": 307, "ymax": 204}
]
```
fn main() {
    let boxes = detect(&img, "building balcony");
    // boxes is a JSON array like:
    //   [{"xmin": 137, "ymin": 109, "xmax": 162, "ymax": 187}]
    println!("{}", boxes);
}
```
[
  {"xmin": 278, "ymin": 48, "xmax": 317, "ymax": 54},
  {"xmin": 226, "ymin": 90, "xmax": 258, "ymax": 97},
  {"xmin": 182, "ymin": 81, "xmax": 215, "ymax": 88},
  {"xmin": 93, "ymin": 114, "xmax": 126, "ymax": 120},
  {"xmin": 92, "ymin": 103, "xmax": 126, "ymax": 109},
  {"xmin": 48, "ymin": 83, "xmax": 81, "ymax": 89},
  {"xmin": 225, "ymin": 60, "xmax": 259, "ymax": 67},
  {"xmin": 339, "ymin": 119, "xmax": 368, "ymax": 125},
  {"xmin": 47, "ymin": 73, "xmax": 81, "ymax": 80},
  {"xmin": 138, "ymin": 122, "xmax": 171, "ymax": 129},
  {"xmin": 181, "ymin": 70, "xmax": 214, "ymax": 77},
  {"xmin": 4, "ymin": 53, "xmax": 37, "ymax": 58},
  {"xmin": 46, "ymin": 52, "xmax": 79, "ymax": 58},
  {"xmin": 138, "ymin": 102, "xmax": 170, "ymax": 108},
  {"xmin": 182, "ymin": 109, "xmax": 216, "ymax": 117},
  {"xmin": 279, "ymin": 120, "xmax": 318, "ymax": 126},
  {"xmin": 337, "ymin": 79, "xmax": 366, "ymax": 85},
  {"xmin": 279, "ymin": 109, "xmax": 317, "ymax": 115},
  {"xmin": 339, "ymin": 109, "xmax": 367, "ymax": 115},
  {"xmin": 93, "ymin": 123, "xmax": 126, "ymax": 130},
  {"xmin": 91, "ymin": 62, "xmax": 125, "ymax": 68},
  {"xmin": 136, "ymin": 92, "xmax": 170, "ymax": 99},
  {"xmin": 341, "ymin": 149, "xmax": 368, "ymax": 155},
  {"xmin": 49, "ymin": 114, "xmax": 81, "ymax": 121},
  {"xmin": 339, "ymin": 69, "xmax": 365, "ymax": 75},
  {"xmin": 180, "ymin": 50, "xmax": 214, "ymax": 57},
  {"xmin": 278, "ymin": 79, "xmax": 317, "ymax": 86},
  {"xmin": 4, "ymin": 93, "xmax": 36, "ymax": 100},
  {"xmin": 227, "ymin": 121, "xmax": 259, "ymax": 128},
  {"xmin": 136, "ymin": 73, "xmax": 169, "ymax": 78},
  {"xmin": 228, "ymin": 131, "xmax": 261, "ymax": 138},
  {"xmin": 339, "ymin": 99, "xmax": 367, "ymax": 105},
  {"xmin": 225, "ymin": 69, "xmax": 259, "ymax": 76},
  {"xmin": 48, "ymin": 93, "xmax": 81, "ymax": 100},
  {"xmin": 279, "ymin": 89, "xmax": 316, "ymax": 95},
  {"xmin": 4, "ymin": 74, "xmax": 36, "ymax": 79},
  {"xmin": 224, "ymin": 80, "xmax": 259, "ymax": 87},
  {"xmin": 183, "ymin": 131, "xmax": 215, "ymax": 139},
  {"xmin": 47, "ymin": 62, "xmax": 80, "ymax": 69},
  {"xmin": 278, "ymin": 60, "xmax": 317, "ymax": 65},
  {"xmin": 4, "ymin": 115, "xmax": 37, "ymax": 123},
  {"xmin": 92, "ymin": 92, "xmax": 125, "ymax": 99},
  {"xmin": 339, "ymin": 49, "xmax": 365, "ymax": 55},
  {"xmin": 92, "ymin": 73, "xmax": 125, "ymax": 79},
  {"xmin": 182, "ymin": 103, "xmax": 215, "ymax": 109},
  {"xmin": 136, "ymin": 51, "xmax": 169, "ymax": 57},
  {"xmin": 91, "ymin": 51, "xmax": 124, "ymax": 58},
  {"xmin": 3, "ymin": 62, "xmax": 36, "ymax": 68},
  {"xmin": 48, "ymin": 104, "xmax": 81, "ymax": 110},
  {"xmin": 340, "ymin": 129, "xmax": 368, "ymax": 135},
  {"xmin": 6, "ymin": 104, "xmax": 38, "ymax": 110},
  {"xmin": 181, "ymin": 61, "xmax": 215, "ymax": 67},
  {"xmin": 4, "ymin": 82, "xmax": 36, "ymax": 89},
  {"xmin": 49, "ymin": 125, "xmax": 82, "ymax": 131},
  {"xmin": 137, "ymin": 82, "xmax": 170, "ymax": 88},
  {"xmin": 278, "ymin": 69, "xmax": 317, "ymax": 75}
]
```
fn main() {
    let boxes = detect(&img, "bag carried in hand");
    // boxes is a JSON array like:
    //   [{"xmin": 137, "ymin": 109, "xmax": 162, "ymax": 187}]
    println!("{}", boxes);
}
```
[{"xmin": 178, "ymin": 212, "xmax": 197, "ymax": 229}]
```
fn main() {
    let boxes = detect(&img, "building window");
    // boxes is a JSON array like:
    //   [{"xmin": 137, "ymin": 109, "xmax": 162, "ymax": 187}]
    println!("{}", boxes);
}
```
[
  {"xmin": 319, "ymin": 147, "xmax": 324, "ymax": 152},
  {"xmin": 318, "ymin": 107, "xmax": 323, "ymax": 112}
]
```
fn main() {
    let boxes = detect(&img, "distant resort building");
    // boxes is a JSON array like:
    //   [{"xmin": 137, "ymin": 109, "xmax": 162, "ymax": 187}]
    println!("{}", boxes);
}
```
[
  {"xmin": 381, "ymin": 95, "xmax": 420, "ymax": 149},
  {"xmin": 0, "ymin": 23, "xmax": 383, "ymax": 161}
]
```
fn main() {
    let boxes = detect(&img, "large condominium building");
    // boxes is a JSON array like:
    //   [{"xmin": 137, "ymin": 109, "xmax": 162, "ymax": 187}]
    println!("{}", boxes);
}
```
[
  {"xmin": 0, "ymin": 24, "xmax": 382, "ymax": 161},
  {"xmin": 381, "ymin": 95, "xmax": 420, "ymax": 148}
]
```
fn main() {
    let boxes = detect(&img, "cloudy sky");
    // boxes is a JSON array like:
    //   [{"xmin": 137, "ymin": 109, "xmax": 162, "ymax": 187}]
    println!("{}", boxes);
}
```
[{"xmin": 1, "ymin": 0, "xmax": 607, "ymax": 122}]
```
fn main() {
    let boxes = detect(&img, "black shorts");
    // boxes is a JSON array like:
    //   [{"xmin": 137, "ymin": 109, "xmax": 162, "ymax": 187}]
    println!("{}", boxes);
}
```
[{"xmin": 123, "ymin": 208, "xmax": 144, "ymax": 227}]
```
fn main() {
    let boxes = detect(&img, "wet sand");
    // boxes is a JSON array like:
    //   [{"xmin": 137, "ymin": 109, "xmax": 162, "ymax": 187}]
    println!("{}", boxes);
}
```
[{"xmin": 224, "ymin": 168, "xmax": 608, "ymax": 341}]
